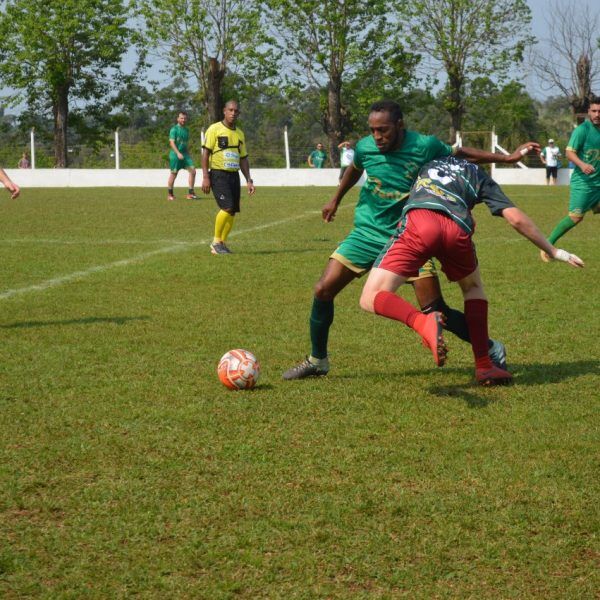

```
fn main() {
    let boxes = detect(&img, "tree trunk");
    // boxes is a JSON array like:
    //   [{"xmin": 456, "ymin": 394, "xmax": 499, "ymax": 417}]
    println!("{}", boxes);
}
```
[
  {"xmin": 326, "ymin": 74, "xmax": 343, "ymax": 167},
  {"xmin": 53, "ymin": 86, "xmax": 69, "ymax": 168},
  {"xmin": 571, "ymin": 53, "xmax": 592, "ymax": 123},
  {"xmin": 207, "ymin": 57, "xmax": 225, "ymax": 124},
  {"xmin": 446, "ymin": 72, "xmax": 464, "ymax": 143}
]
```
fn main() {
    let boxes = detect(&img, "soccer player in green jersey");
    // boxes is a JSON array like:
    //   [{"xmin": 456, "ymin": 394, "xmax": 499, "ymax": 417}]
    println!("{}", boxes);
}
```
[
  {"xmin": 541, "ymin": 96, "xmax": 600, "ymax": 262},
  {"xmin": 360, "ymin": 156, "xmax": 583, "ymax": 385},
  {"xmin": 283, "ymin": 100, "xmax": 540, "ymax": 380},
  {"xmin": 167, "ymin": 111, "xmax": 197, "ymax": 201}
]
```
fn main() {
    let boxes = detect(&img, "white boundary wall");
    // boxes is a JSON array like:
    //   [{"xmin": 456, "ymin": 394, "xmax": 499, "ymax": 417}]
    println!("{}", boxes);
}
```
[{"xmin": 4, "ymin": 167, "xmax": 572, "ymax": 187}]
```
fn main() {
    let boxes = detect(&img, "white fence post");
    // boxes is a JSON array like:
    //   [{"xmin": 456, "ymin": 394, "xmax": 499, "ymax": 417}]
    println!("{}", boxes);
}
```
[
  {"xmin": 30, "ymin": 128, "xmax": 35, "ymax": 169},
  {"xmin": 284, "ymin": 126, "xmax": 290, "ymax": 169},
  {"xmin": 115, "ymin": 128, "xmax": 120, "ymax": 170},
  {"xmin": 491, "ymin": 128, "xmax": 497, "ymax": 178}
]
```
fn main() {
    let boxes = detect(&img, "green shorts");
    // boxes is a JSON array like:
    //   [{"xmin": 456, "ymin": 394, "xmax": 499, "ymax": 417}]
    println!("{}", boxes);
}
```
[
  {"xmin": 330, "ymin": 227, "xmax": 437, "ymax": 280},
  {"xmin": 169, "ymin": 152, "xmax": 195, "ymax": 173},
  {"xmin": 569, "ymin": 187, "xmax": 600, "ymax": 216}
]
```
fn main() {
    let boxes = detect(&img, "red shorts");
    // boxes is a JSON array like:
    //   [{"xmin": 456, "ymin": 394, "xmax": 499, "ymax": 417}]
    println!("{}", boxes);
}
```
[{"xmin": 377, "ymin": 209, "xmax": 477, "ymax": 282}]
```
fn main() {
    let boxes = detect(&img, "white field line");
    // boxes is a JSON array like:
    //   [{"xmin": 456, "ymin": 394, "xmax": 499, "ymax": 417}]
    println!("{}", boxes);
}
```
[{"xmin": 0, "ymin": 208, "xmax": 332, "ymax": 300}]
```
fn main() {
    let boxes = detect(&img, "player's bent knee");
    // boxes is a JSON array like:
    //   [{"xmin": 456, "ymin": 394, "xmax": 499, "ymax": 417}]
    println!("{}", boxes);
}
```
[{"xmin": 359, "ymin": 289, "xmax": 375, "ymax": 313}]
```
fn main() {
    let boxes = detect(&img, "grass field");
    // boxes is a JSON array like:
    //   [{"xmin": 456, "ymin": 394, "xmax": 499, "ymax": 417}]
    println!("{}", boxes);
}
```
[{"xmin": 0, "ymin": 185, "xmax": 598, "ymax": 598}]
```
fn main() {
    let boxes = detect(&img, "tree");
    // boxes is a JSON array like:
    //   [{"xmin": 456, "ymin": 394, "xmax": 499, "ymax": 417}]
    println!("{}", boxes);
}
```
[
  {"xmin": 0, "ymin": 0, "xmax": 133, "ymax": 167},
  {"xmin": 464, "ymin": 79, "xmax": 538, "ymax": 149},
  {"xmin": 401, "ymin": 0, "xmax": 534, "ymax": 139},
  {"xmin": 137, "ymin": 0, "xmax": 276, "ymax": 125},
  {"xmin": 532, "ymin": 0, "xmax": 600, "ymax": 121},
  {"xmin": 266, "ymin": 0, "xmax": 418, "ymax": 166}
]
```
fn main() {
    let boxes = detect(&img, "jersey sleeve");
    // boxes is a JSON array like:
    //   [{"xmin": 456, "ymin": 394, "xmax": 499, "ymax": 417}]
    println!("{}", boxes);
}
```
[
  {"xmin": 203, "ymin": 125, "xmax": 216, "ymax": 152},
  {"xmin": 353, "ymin": 142, "xmax": 365, "ymax": 170},
  {"xmin": 478, "ymin": 171, "xmax": 515, "ymax": 216},
  {"xmin": 239, "ymin": 130, "xmax": 248, "ymax": 159},
  {"xmin": 566, "ymin": 125, "xmax": 584, "ymax": 153},
  {"xmin": 426, "ymin": 136, "xmax": 453, "ymax": 161},
  {"xmin": 169, "ymin": 126, "xmax": 177, "ymax": 141}
]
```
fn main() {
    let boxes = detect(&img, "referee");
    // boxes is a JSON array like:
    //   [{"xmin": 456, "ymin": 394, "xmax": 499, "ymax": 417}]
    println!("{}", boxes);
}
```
[{"xmin": 201, "ymin": 100, "xmax": 255, "ymax": 255}]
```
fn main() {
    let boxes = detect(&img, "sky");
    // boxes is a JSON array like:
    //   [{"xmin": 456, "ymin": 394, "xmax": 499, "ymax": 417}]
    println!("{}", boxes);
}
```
[{"xmin": 3, "ymin": 0, "xmax": 598, "ymax": 116}]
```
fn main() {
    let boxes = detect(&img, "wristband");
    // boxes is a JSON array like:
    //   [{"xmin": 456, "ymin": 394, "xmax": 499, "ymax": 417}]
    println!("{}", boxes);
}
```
[
  {"xmin": 554, "ymin": 249, "xmax": 569, "ymax": 262},
  {"xmin": 520, "ymin": 147, "xmax": 529, "ymax": 156}
]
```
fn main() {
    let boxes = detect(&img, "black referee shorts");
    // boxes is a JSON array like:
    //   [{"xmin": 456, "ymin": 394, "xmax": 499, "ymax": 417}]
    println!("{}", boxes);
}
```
[{"xmin": 210, "ymin": 169, "xmax": 241, "ymax": 213}]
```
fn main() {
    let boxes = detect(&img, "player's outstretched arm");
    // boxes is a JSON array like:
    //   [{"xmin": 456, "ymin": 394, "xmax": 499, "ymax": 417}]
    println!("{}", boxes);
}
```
[
  {"xmin": 456, "ymin": 142, "xmax": 541, "ymax": 165},
  {"xmin": 501, "ymin": 207, "xmax": 584, "ymax": 268},
  {"xmin": 0, "ymin": 168, "xmax": 19, "ymax": 199},
  {"xmin": 322, "ymin": 163, "xmax": 363, "ymax": 222}
]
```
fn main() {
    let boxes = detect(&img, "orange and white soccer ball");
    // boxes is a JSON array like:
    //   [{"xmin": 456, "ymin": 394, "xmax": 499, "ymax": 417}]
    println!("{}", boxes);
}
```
[{"xmin": 217, "ymin": 349, "xmax": 261, "ymax": 390}]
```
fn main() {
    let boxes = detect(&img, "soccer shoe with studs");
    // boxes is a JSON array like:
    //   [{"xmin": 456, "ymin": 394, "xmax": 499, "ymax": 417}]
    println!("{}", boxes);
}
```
[
  {"xmin": 167, "ymin": 193, "xmax": 176, "ymax": 201},
  {"xmin": 282, "ymin": 357, "xmax": 329, "ymax": 380},
  {"xmin": 210, "ymin": 242, "xmax": 229, "ymax": 255},
  {"xmin": 186, "ymin": 193, "xmax": 199, "ymax": 199},
  {"xmin": 418, "ymin": 311, "xmax": 447, "ymax": 367},
  {"xmin": 488, "ymin": 339, "xmax": 507, "ymax": 370},
  {"xmin": 476, "ymin": 365, "xmax": 513, "ymax": 386}
]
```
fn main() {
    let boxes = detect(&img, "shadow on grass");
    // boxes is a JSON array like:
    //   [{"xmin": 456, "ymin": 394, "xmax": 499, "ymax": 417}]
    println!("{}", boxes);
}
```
[
  {"xmin": 428, "ymin": 359, "xmax": 600, "ymax": 408},
  {"xmin": 240, "ymin": 246, "xmax": 332, "ymax": 256},
  {"xmin": 1, "ymin": 316, "xmax": 151, "ymax": 329}
]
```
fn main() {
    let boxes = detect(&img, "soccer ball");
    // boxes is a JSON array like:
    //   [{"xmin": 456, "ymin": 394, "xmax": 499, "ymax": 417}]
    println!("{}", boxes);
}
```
[{"xmin": 217, "ymin": 349, "xmax": 260, "ymax": 390}]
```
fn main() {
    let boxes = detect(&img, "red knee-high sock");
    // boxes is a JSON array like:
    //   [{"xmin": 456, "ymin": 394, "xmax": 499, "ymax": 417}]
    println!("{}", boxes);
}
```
[
  {"xmin": 373, "ymin": 291, "xmax": 423, "ymax": 330},
  {"xmin": 464, "ymin": 299, "xmax": 492, "ymax": 369}
]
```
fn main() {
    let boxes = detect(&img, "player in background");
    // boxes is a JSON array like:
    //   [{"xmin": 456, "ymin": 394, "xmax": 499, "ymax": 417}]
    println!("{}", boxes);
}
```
[
  {"xmin": 540, "ymin": 139, "xmax": 561, "ymax": 185},
  {"xmin": 0, "ymin": 168, "xmax": 19, "ymax": 198},
  {"xmin": 283, "ymin": 100, "xmax": 540, "ymax": 380},
  {"xmin": 202, "ymin": 100, "xmax": 255, "ymax": 255},
  {"xmin": 541, "ymin": 97, "xmax": 600, "ymax": 261},
  {"xmin": 359, "ymin": 156, "xmax": 583, "ymax": 385},
  {"xmin": 167, "ymin": 111, "xmax": 197, "ymax": 201}
]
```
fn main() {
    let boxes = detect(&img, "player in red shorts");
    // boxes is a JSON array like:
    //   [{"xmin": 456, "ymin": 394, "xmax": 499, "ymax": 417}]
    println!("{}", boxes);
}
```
[{"xmin": 359, "ymin": 156, "xmax": 584, "ymax": 385}]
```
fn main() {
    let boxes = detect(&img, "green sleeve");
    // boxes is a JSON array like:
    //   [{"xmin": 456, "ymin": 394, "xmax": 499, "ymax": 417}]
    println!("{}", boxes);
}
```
[
  {"xmin": 169, "ymin": 126, "xmax": 177, "ymax": 141},
  {"xmin": 567, "ymin": 125, "xmax": 584, "ymax": 153}
]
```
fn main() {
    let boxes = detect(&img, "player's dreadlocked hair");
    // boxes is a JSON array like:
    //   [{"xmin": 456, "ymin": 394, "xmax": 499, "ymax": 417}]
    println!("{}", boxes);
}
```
[{"xmin": 369, "ymin": 100, "xmax": 403, "ymax": 122}]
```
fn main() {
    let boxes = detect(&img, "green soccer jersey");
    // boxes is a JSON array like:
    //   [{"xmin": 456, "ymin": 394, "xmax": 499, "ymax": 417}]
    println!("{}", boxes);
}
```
[
  {"xmin": 169, "ymin": 124, "xmax": 190, "ymax": 154},
  {"xmin": 352, "ymin": 130, "xmax": 453, "ymax": 242},
  {"xmin": 567, "ymin": 119, "xmax": 600, "ymax": 190}
]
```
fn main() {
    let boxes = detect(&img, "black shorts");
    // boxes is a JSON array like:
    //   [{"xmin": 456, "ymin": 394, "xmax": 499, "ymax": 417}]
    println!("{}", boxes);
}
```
[
  {"xmin": 546, "ymin": 166, "xmax": 558, "ymax": 178},
  {"xmin": 210, "ymin": 169, "xmax": 241, "ymax": 213}
]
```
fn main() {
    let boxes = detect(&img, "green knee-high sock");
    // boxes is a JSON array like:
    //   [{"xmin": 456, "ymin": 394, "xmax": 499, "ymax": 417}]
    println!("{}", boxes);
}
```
[
  {"xmin": 548, "ymin": 216, "xmax": 578, "ymax": 244},
  {"xmin": 310, "ymin": 297, "xmax": 334, "ymax": 359}
]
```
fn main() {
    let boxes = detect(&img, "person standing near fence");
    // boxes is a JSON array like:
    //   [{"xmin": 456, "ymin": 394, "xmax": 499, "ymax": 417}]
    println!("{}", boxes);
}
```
[
  {"xmin": 167, "ymin": 111, "xmax": 198, "ymax": 201},
  {"xmin": 308, "ymin": 143, "xmax": 327, "ymax": 168},
  {"xmin": 17, "ymin": 153, "xmax": 30, "ymax": 169},
  {"xmin": 540, "ymin": 139, "xmax": 561, "ymax": 185},
  {"xmin": 0, "ymin": 168, "xmax": 20, "ymax": 199},
  {"xmin": 201, "ymin": 100, "xmax": 255, "ymax": 255},
  {"xmin": 541, "ymin": 97, "xmax": 600, "ymax": 261}
]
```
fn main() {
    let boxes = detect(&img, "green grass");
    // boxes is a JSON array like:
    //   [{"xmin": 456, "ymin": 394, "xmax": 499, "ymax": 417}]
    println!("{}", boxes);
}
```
[{"xmin": 0, "ymin": 186, "xmax": 598, "ymax": 598}]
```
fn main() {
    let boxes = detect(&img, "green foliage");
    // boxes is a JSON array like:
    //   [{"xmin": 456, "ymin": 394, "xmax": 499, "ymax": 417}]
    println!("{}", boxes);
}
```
[
  {"xmin": 265, "ymin": 0, "xmax": 418, "ymax": 153},
  {"xmin": 136, "ymin": 0, "xmax": 277, "ymax": 123},
  {"xmin": 401, "ymin": 0, "xmax": 535, "ymax": 133},
  {"xmin": 0, "ymin": 0, "xmax": 134, "ymax": 165},
  {"xmin": 0, "ymin": 187, "xmax": 597, "ymax": 596}
]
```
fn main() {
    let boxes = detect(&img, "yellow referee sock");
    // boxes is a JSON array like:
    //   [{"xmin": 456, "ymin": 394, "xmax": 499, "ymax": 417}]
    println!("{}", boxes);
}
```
[
  {"xmin": 213, "ymin": 210, "xmax": 233, "ymax": 244},
  {"xmin": 221, "ymin": 212, "xmax": 234, "ymax": 242}
]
